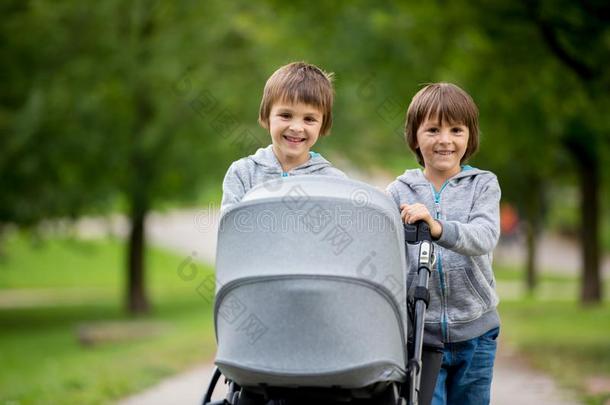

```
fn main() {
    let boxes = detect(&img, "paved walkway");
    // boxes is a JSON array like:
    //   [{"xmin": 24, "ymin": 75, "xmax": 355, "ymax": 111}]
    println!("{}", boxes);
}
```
[
  {"xmin": 495, "ymin": 232, "xmax": 610, "ymax": 278},
  {"xmin": 118, "ymin": 365, "xmax": 225, "ymax": 405},
  {"xmin": 118, "ymin": 345, "xmax": 582, "ymax": 404},
  {"xmin": 77, "ymin": 208, "xmax": 220, "ymax": 263}
]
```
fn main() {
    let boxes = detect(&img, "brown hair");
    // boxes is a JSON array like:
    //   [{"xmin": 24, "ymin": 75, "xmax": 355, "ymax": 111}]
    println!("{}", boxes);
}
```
[
  {"xmin": 405, "ymin": 83, "xmax": 479, "ymax": 166},
  {"xmin": 258, "ymin": 62, "xmax": 334, "ymax": 135}
]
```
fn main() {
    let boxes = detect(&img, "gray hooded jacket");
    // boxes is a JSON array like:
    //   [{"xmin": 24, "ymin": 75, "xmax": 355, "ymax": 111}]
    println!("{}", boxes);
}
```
[
  {"xmin": 386, "ymin": 167, "xmax": 501, "ymax": 344},
  {"xmin": 221, "ymin": 144, "xmax": 347, "ymax": 213}
]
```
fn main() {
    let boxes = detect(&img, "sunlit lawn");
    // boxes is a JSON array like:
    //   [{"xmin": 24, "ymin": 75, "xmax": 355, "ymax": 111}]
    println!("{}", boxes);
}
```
[
  {"xmin": 0, "ymin": 234, "xmax": 216, "ymax": 404},
  {"xmin": 495, "ymin": 265, "xmax": 610, "ymax": 405}
]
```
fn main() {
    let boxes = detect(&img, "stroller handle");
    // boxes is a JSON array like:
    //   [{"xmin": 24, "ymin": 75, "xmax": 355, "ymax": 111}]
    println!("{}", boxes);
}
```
[
  {"xmin": 404, "ymin": 221, "xmax": 436, "ymax": 405},
  {"xmin": 404, "ymin": 221, "xmax": 432, "ymax": 245}
]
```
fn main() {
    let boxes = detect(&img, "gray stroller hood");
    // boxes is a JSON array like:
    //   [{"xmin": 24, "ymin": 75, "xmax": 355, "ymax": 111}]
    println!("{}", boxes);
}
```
[{"xmin": 214, "ymin": 176, "xmax": 408, "ymax": 389}]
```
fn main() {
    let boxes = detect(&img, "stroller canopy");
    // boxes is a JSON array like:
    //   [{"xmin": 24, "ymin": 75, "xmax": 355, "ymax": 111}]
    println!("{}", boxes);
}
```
[{"xmin": 214, "ymin": 176, "xmax": 408, "ymax": 389}]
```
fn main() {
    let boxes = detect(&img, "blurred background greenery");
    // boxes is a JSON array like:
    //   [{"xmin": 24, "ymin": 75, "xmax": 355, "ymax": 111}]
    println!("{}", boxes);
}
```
[{"xmin": 1, "ymin": 0, "xmax": 609, "ymax": 403}]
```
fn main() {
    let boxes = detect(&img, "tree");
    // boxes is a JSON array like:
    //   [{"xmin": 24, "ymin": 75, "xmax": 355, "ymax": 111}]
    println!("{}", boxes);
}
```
[
  {"xmin": 0, "ymin": 1, "xmax": 117, "ymax": 232},
  {"xmin": 4, "ymin": 0, "xmax": 607, "ymax": 311},
  {"xmin": 95, "ymin": 0, "xmax": 260, "ymax": 313},
  {"xmin": 1, "ymin": 0, "xmax": 257, "ymax": 313},
  {"xmin": 524, "ymin": 0, "xmax": 610, "ymax": 303}
]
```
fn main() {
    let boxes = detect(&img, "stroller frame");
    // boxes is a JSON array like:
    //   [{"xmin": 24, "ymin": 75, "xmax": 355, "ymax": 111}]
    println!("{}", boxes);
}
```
[{"xmin": 203, "ymin": 220, "xmax": 440, "ymax": 405}]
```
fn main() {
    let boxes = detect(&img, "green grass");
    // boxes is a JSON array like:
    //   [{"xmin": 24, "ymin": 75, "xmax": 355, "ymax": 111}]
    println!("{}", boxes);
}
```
[
  {"xmin": 494, "ymin": 264, "xmax": 580, "ymax": 283},
  {"xmin": 2, "ymin": 234, "xmax": 610, "ymax": 404},
  {"xmin": 0, "ymin": 233, "xmax": 217, "ymax": 404},
  {"xmin": 496, "ymin": 267, "xmax": 610, "ymax": 404}
]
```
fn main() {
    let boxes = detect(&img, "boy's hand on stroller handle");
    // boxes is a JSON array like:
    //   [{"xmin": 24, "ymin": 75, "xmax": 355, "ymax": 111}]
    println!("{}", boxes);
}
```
[
  {"xmin": 400, "ymin": 203, "xmax": 432, "ymax": 225},
  {"xmin": 400, "ymin": 203, "xmax": 442, "ymax": 239}
]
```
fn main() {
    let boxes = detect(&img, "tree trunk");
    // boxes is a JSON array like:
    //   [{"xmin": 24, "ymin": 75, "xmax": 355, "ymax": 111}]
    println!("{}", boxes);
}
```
[
  {"xmin": 124, "ymin": 3, "xmax": 155, "ymax": 316},
  {"xmin": 578, "ymin": 160, "xmax": 602, "ymax": 304},
  {"xmin": 525, "ymin": 221, "xmax": 537, "ymax": 294},
  {"xmin": 521, "ymin": 177, "xmax": 543, "ymax": 295},
  {"xmin": 562, "ymin": 129, "xmax": 602, "ymax": 304},
  {"xmin": 127, "ymin": 207, "xmax": 150, "ymax": 314},
  {"xmin": 0, "ymin": 224, "xmax": 5, "ymax": 259},
  {"xmin": 529, "ymin": 3, "xmax": 603, "ymax": 304}
]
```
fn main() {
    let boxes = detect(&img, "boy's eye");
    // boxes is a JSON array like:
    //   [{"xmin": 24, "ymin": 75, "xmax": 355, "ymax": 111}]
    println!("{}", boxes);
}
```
[
  {"xmin": 427, "ymin": 127, "xmax": 439, "ymax": 133},
  {"xmin": 451, "ymin": 127, "xmax": 464, "ymax": 134},
  {"xmin": 278, "ymin": 113, "xmax": 291, "ymax": 118},
  {"xmin": 305, "ymin": 116, "xmax": 318, "ymax": 123}
]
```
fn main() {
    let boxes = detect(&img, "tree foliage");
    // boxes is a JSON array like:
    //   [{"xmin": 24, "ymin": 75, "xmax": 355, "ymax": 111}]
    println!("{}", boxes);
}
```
[{"xmin": 2, "ymin": 0, "xmax": 608, "ymax": 308}]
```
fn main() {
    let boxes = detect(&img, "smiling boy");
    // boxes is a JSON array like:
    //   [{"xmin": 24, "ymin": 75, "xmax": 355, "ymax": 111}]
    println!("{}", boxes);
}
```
[
  {"xmin": 387, "ymin": 83, "xmax": 501, "ymax": 405},
  {"xmin": 220, "ymin": 62, "xmax": 346, "ymax": 213}
]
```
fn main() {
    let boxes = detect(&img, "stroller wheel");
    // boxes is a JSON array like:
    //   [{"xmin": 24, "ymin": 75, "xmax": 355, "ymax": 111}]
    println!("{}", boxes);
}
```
[
  {"xmin": 232, "ymin": 389, "xmax": 266, "ymax": 405},
  {"xmin": 349, "ymin": 383, "xmax": 401, "ymax": 405},
  {"xmin": 376, "ymin": 383, "xmax": 402, "ymax": 405}
]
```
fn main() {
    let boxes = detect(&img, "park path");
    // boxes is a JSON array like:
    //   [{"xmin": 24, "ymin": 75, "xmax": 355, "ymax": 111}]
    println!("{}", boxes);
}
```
[
  {"xmin": 119, "ymin": 351, "xmax": 582, "ymax": 405},
  {"xmin": 101, "ymin": 173, "xmax": 602, "ymax": 405}
]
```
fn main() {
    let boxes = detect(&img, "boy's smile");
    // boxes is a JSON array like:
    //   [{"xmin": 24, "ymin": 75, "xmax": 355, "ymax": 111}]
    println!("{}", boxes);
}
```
[
  {"xmin": 283, "ymin": 134, "xmax": 306, "ymax": 144},
  {"xmin": 416, "ymin": 116, "xmax": 469, "ymax": 183},
  {"xmin": 268, "ymin": 101, "xmax": 323, "ymax": 172}
]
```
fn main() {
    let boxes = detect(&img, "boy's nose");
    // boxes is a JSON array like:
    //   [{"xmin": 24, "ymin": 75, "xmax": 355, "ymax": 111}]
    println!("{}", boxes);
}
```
[
  {"xmin": 438, "ymin": 129, "xmax": 451, "ymax": 142},
  {"xmin": 289, "ymin": 121, "xmax": 304, "ymax": 132}
]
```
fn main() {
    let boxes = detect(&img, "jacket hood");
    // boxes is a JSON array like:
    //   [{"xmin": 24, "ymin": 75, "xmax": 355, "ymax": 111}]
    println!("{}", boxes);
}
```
[
  {"xmin": 249, "ymin": 144, "xmax": 334, "ymax": 174},
  {"xmin": 396, "ymin": 166, "xmax": 491, "ymax": 188}
]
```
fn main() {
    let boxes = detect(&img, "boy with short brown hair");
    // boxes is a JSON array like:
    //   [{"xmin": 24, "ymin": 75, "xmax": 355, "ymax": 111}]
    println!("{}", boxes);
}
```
[
  {"xmin": 221, "ymin": 62, "xmax": 345, "ymax": 213},
  {"xmin": 387, "ymin": 83, "xmax": 501, "ymax": 405}
]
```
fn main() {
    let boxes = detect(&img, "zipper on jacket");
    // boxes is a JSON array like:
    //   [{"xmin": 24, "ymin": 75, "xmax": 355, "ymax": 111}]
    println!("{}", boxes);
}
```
[
  {"xmin": 432, "ymin": 181, "xmax": 450, "ymax": 341},
  {"xmin": 279, "ymin": 152, "xmax": 319, "ymax": 178}
]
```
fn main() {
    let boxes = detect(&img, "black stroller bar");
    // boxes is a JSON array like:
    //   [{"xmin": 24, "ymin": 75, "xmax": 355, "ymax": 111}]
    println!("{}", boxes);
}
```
[
  {"xmin": 203, "ymin": 367, "xmax": 223, "ymax": 405},
  {"xmin": 404, "ymin": 222, "xmax": 436, "ymax": 405}
]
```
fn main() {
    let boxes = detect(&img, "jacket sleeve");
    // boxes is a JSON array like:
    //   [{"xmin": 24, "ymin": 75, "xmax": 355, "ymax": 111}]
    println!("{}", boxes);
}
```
[
  {"xmin": 220, "ymin": 162, "xmax": 247, "ymax": 214},
  {"xmin": 385, "ymin": 182, "xmax": 401, "ymax": 208},
  {"xmin": 436, "ymin": 176, "xmax": 501, "ymax": 256}
]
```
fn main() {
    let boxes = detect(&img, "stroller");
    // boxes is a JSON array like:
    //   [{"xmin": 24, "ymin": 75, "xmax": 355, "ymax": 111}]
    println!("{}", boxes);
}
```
[{"xmin": 204, "ymin": 177, "xmax": 442, "ymax": 405}]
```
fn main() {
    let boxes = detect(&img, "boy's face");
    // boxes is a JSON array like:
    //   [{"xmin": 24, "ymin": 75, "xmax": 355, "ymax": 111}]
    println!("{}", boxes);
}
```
[
  {"xmin": 268, "ymin": 101, "xmax": 323, "ymax": 171},
  {"xmin": 416, "ymin": 116, "xmax": 469, "ymax": 179}
]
